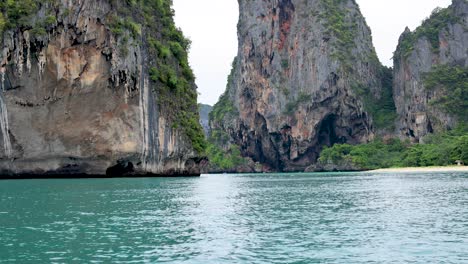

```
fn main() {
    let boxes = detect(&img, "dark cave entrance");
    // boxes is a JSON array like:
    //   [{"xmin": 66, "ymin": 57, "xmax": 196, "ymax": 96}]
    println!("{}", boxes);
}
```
[
  {"xmin": 317, "ymin": 114, "xmax": 344, "ymax": 149},
  {"xmin": 106, "ymin": 160, "xmax": 134, "ymax": 177}
]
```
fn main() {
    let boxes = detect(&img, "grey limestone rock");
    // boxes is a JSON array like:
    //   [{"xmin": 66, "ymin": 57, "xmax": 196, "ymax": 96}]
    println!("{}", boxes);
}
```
[
  {"xmin": 0, "ymin": 0, "xmax": 205, "ymax": 177},
  {"xmin": 393, "ymin": 0, "xmax": 468, "ymax": 142},
  {"xmin": 210, "ymin": 0, "xmax": 390, "ymax": 172}
]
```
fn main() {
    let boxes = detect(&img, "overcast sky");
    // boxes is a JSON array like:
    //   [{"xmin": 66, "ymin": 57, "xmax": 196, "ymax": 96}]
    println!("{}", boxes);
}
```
[{"xmin": 173, "ymin": 0, "xmax": 452, "ymax": 105}]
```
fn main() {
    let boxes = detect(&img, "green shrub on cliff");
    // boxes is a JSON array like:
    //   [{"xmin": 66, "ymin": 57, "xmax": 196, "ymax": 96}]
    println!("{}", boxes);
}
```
[
  {"xmin": 0, "ymin": 13, "xmax": 6, "ymax": 34},
  {"xmin": 210, "ymin": 58, "xmax": 239, "ymax": 123},
  {"xmin": 284, "ymin": 92, "xmax": 312, "ymax": 115},
  {"xmin": 0, "ymin": 0, "xmax": 205, "ymax": 154},
  {"xmin": 0, "ymin": 0, "xmax": 57, "ymax": 38},
  {"xmin": 397, "ymin": 6, "xmax": 459, "ymax": 57},
  {"xmin": 351, "ymin": 66, "xmax": 397, "ymax": 130},
  {"xmin": 0, "ymin": 0, "xmax": 38, "ymax": 28},
  {"xmin": 44, "ymin": 15, "xmax": 56, "ymax": 27},
  {"xmin": 113, "ymin": 0, "xmax": 205, "ymax": 153},
  {"xmin": 423, "ymin": 65, "xmax": 468, "ymax": 121},
  {"xmin": 320, "ymin": 0, "xmax": 358, "ymax": 60},
  {"xmin": 210, "ymin": 92, "xmax": 238, "ymax": 123},
  {"xmin": 206, "ymin": 143, "xmax": 246, "ymax": 171},
  {"xmin": 205, "ymin": 129, "xmax": 248, "ymax": 171}
]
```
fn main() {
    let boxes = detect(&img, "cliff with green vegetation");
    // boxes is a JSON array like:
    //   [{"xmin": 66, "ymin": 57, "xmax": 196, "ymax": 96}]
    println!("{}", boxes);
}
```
[
  {"xmin": 316, "ymin": 0, "xmax": 468, "ymax": 171},
  {"xmin": 206, "ymin": 58, "xmax": 253, "ymax": 172},
  {"xmin": 207, "ymin": 0, "xmax": 467, "ymax": 172},
  {"xmin": 0, "ymin": 0, "xmax": 206, "ymax": 177},
  {"xmin": 209, "ymin": 0, "xmax": 396, "ymax": 172},
  {"xmin": 393, "ymin": 0, "xmax": 467, "ymax": 142}
]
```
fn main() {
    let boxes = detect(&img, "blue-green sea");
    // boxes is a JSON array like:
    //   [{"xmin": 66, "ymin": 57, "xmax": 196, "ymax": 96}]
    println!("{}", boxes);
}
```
[{"xmin": 0, "ymin": 172, "xmax": 467, "ymax": 263}]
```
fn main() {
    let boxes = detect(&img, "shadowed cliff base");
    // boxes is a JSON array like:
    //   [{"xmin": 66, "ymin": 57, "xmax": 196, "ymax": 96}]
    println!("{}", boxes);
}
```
[
  {"xmin": 0, "ymin": 174, "xmax": 201, "ymax": 180},
  {"xmin": 0, "ymin": 157, "xmax": 207, "ymax": 179}
]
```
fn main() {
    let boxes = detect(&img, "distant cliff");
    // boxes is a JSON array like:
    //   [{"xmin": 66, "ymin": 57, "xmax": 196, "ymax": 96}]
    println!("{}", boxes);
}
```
[
  {"xmin": 198, "ymin": 104, "xmax": 212, "ymax": 137},
  {"xmin": 0, "ymin": 0, "xmax": 206, "ymax": 177},
  {"xmin": 393, "ymin": 0, "xmax": 467, "ymax": 142},
  {"xmin": 210, "ymin": 0, "xmax": 395, "ymax": 172}
]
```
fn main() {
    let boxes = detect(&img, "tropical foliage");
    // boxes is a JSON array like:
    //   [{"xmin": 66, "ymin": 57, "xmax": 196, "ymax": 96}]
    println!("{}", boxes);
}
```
[
  {"xmin": 423, "ymin": 65, "xmax": 468, "ymax": 121},
  {"xmin": 1, "ymin": 0, "xmax": 206, "ymax": 153},
  {"xmin": 397, "ymin": 6, "xmax": 459, "ymax": 58},
  {"xmin": 319, "ymin": 125, "xmax": 468, "ymax": 169},
  {"xmin": 352, "ymin": 66, "xmax": 397, "ymax": 129},
  {"xmin": 112, "ymin": 0, "xmax": 206, "ymax": 153}
]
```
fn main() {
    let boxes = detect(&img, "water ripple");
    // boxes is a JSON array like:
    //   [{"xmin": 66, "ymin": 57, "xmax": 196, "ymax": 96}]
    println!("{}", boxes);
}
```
[{"xmin": 0, "ymin": 172, "xmax": 467, "ymax": 263}]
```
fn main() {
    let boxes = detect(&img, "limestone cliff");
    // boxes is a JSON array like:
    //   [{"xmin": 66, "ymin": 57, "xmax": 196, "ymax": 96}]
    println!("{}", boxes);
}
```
[
  {"xmin": 393, "ymin": 0, "xmax": 468, "ymax": 142},
  {"xmin": 0, "ymin": 0, "xmax": 206, "ymax": 177},
  {"xmin": 210, "ymin": 0, "xmax": 395, "ymax": 172},
  {"xmin": 198, "ymin": 103, "xmax": 212, "ymax": 137}
]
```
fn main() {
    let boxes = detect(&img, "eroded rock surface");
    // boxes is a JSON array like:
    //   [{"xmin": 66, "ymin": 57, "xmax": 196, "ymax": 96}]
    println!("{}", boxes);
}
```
[
  {"xmin": 210, "ymin": 0, "xmax": 391, "ymax": 172},
  {"xmin": 393, "ymin": 0, "xmax": 468, "ymax": 142},
  {"xmin": 0, "ymin": 0, "xmax": 205, "ymax": 177}
]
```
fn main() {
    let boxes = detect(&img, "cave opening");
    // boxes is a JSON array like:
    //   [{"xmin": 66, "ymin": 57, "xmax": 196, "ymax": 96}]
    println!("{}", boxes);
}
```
[
  {"xmin": 317, "ymin": 114, "xmax": 343, "ymax": 149},
  {"xmin": 106, "ymin": 160, "xmax": 134, "ymax": 177}
]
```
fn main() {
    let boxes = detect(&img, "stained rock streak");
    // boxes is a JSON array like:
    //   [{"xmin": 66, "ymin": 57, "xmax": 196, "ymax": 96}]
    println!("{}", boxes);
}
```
[
  {"xmin": 0, "ymin": 0, "xmax": 204, "ymax": 177},
  {"xmin": 210, "ymin": 0, "xmax": 388, "ymax": 172}
]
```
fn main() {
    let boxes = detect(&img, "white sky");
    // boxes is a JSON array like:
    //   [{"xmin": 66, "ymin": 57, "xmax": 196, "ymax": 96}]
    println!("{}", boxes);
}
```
[{"xmin": 173, "ymin": 0, "xmax": 452, "ymax": 105}]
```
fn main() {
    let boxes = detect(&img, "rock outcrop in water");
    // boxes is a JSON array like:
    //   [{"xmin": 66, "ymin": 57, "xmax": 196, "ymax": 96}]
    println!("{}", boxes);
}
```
[
  {"xmin": 0, "ymin": 0, "xmax": 206, "ymax": 177},
  {"xmin": 393, "ymin": 0, "xmax": 468, "ymax": 142},
  {"xmin": 210, "ymin": 0, "xmax": 395, "ymax": 172}
]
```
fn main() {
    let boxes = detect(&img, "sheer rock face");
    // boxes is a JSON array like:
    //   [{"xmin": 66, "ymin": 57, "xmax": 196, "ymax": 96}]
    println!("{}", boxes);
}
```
[
  {"xmin": 0, "ymin": 0, "xmax": 203, "ymax": 177},
  {"xmin": 393, "ymin": 0, "xmax": 468, "ymax": 142},
  {"xmin": 211, "ymin": 0, "xmax": 386, "ymax": 172},
  {"xmin": 198, "ymin": 104, "xmax": 212, "ymax": 137}
]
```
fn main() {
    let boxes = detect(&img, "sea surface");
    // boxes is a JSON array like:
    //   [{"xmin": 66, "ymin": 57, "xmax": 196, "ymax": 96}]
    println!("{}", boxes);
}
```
[{"xmin": 0, "ymin": 172, "xmax": 467, "ymax": 263}]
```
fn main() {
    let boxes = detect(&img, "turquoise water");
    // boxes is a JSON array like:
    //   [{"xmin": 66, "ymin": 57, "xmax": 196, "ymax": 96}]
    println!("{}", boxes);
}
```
[{"xmin": 0, "ymin": 172, "xmax": 467, "ymax": 263}]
